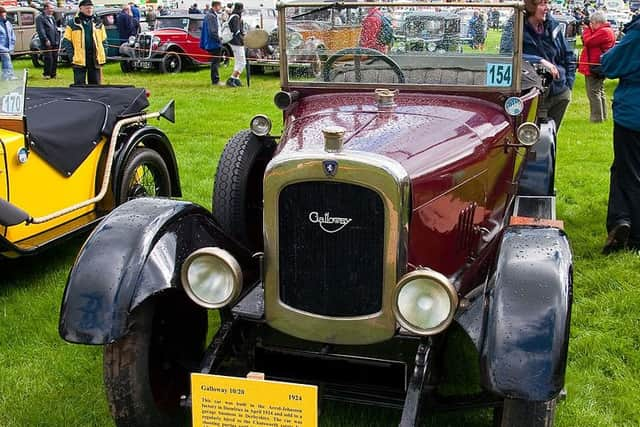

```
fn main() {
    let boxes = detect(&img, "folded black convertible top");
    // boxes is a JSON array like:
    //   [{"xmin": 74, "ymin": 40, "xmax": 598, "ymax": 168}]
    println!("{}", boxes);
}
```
[{"xmin": 25, "ymin": 86, "xmax": 150, "ymax": 177}]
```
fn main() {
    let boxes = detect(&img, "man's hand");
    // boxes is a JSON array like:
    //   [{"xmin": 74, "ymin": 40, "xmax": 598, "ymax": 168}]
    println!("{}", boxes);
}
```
[{"xmin": 540, "ymin": 58, "xmax": 560, "ymax": 79}]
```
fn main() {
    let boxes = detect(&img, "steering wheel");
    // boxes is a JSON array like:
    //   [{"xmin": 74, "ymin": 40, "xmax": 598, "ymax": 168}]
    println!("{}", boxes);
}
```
[{"xmin": 322, "ymin": 47, "xmax": 406, "ymax": 83}]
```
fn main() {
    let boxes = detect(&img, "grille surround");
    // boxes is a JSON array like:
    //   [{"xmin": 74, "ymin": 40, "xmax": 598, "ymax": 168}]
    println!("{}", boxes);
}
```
[{"xmin": 263, "ymin": 151, "xmax": 410, "ymax": 345}]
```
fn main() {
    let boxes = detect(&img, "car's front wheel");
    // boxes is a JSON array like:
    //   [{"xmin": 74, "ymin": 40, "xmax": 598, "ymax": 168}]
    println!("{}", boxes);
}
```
[
  {"xmin": 160, "ymin": 52, "xmax": 182, "ymax": 73},
  {"xmin": 212, "ymin": 130, "xmax": 275, "ymax": 252},
  {"xmin": 104, "ymin": 294, "xmax": 208, "ymax": 427},
  {"xmin": 120, "ymin": 60, "xmax": 134, "ymax": 73},
  {"xmin": 118, "ymin": 148, "xmax": 171, "ymax": 204},
  {"xmin": 499, "ymin": 398, "xmax": 556, "ymax": 427},
  {"xmin": 31, "ymin": 52, "xmax": 43, "ymax": 67}
]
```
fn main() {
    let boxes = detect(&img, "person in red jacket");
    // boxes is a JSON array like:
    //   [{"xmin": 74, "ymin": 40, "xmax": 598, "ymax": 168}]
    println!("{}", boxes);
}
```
[
  {"xmin": 578, "ymin": 10, "xmax": 616, "ymax": 122},
  {"xmin": 359, "ymin": 7, "xmax": 386, "ymax": 53}
]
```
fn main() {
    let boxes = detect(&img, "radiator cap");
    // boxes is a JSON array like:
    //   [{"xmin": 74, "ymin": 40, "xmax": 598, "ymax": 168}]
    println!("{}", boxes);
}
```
[{"xmin": 323, "ymin": 126, "xmax": 345, "ymax": 153}]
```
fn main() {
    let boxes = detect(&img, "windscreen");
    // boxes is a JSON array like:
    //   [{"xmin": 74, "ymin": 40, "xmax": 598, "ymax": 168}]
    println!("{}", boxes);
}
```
[
  {"xmin": 281, "ymin": 2, "xmax": 520, "ymax": 90},
  {"xmin": 155, "ymin": 17, "xmax": 190, "ymax": 30}
]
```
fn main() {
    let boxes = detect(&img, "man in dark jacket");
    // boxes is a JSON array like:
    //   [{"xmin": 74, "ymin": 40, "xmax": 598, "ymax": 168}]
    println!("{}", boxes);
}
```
[
  {"xmin": 599, "ymin": 14, "xmax": 640, "ymax": 253},
  {"xmin": 200, "ymin": 1, "xmax": 224, "ymax": 85},
  {"xmin": 36, "ymin": 1, "xmax": 60, "ymax": 79},
  {"xmin": 522, "ymin": 0, "xmax": 576, "ymax": 131},
  {"xmin": 117, "ymin": 4, "xmax": 137, "ymax": 44}
]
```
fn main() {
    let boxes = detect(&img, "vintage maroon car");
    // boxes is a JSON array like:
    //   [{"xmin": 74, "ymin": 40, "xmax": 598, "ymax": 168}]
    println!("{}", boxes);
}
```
[
  {"xmin": 119, "ymin": 14, "xmax": 228, "ymax": 73},
  {"xmin": 60, "ymin": 2, "xmax": 572, "ymax": 426}
]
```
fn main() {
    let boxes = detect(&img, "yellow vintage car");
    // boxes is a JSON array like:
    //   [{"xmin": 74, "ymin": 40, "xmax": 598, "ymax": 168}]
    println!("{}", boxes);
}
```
[{"xmin": 0, "ymin": 71, "xmax": 178, "ymax": 258}]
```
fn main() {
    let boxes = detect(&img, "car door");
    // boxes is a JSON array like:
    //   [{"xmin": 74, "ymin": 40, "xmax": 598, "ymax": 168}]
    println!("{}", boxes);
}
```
[{"xmin": 16, "ymin": 10, "xmax": 37, "ymax": 54}]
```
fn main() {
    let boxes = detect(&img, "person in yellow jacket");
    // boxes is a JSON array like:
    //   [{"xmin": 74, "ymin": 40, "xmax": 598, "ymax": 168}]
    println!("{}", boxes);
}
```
[{"xmin": 62, "ymin": 0, "xmax": 107, "ymax": 85}]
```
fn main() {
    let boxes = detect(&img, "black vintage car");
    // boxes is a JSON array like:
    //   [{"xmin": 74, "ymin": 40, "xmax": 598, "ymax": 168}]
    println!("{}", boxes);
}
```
[{"xmin": 400, "ymin": 11, "xmax": 462, "ymax": 53}]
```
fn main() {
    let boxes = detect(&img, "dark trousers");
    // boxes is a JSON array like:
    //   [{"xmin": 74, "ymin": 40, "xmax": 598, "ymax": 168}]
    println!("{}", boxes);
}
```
[
  {"xmin": 607, "ymin": 123, "xmax": 640, "ymax": 246},
  {"xmin": 208, "ymin": 47, "xmax": 222, "ymax": 84},
  {"xmin": 43, "ymin": 45, "xmax": 58, "ymax": 78},
  {"xmin": 540, "ymin": 88, "xmax": 572, "ymax": 132},
  {"xmin": 73, "ymin": 66, "xmax": 100, "ymax": 85}
]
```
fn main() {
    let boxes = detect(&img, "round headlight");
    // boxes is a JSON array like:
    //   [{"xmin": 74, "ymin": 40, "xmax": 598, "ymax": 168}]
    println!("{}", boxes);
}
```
[
  {"xmin": 152, "ymin": 36, "xmax": 161, "ymax": 48},
  {"xmin": 288, "ymin": 31, "xmax": 303, "ymax": 49},
  {"xmin": 128, "ymin": 35, "xmax": 136, "ymax": 46},
  {"xmin": 517, "ymin": 122, "xmax": 540, "ymax": 146},
  {"xmin": 181, "ymin": 247, "xmax": 242, "ymax": 309},
  {"xmin": 427, "ymin": 42, "xmax": 437, "ymax": 52},
  {"xmin": 250, "ymin": 114, "xmax": 272, "ymax": 136},
  {"xmin": 393, "ymin": 270, "xmax": 458, "ymax": 335}
]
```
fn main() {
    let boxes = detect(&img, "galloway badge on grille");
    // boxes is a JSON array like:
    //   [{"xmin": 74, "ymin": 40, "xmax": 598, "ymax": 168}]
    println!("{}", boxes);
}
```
[{"xmin": 322, "ymin": 160, "xmax": 338, "ymax": 177}]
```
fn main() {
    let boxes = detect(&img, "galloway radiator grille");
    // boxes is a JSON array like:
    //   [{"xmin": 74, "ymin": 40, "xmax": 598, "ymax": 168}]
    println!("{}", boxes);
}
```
[{"xmin": 278, "ymin": 181, "xmax": 385, "ymax": 316}]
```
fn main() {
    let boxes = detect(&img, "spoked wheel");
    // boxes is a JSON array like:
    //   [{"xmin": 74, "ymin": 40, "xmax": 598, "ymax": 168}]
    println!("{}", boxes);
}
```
[
  {"xmin": 117, "ymin": 148, "xmax": 171, "ymax": 204},
  {"xmin": 160, "ymin": 52, "xmax": 182, "ymax": 74},
  {"xmin": 498, "ymin": 398, "xmax": 557, "ymax": 427},
  {"xmin": 104, "ymin": 294, "xmax": 208, "ymax": 427}
]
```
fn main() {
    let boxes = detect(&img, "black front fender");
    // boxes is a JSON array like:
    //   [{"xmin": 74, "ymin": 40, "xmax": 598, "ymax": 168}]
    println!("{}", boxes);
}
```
[
  {"xmin": 480, "ymin": 226, "xmax": 572, "ymax": 401},
  {"xmin": 59, "ymin": 198, "xmax": 256, "ymax": 345}
]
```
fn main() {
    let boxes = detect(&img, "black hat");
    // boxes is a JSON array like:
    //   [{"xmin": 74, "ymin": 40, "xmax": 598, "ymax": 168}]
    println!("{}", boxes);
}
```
[{"xmin": 79, "ymin": 0, "xmax": 94, "ymax": 6}]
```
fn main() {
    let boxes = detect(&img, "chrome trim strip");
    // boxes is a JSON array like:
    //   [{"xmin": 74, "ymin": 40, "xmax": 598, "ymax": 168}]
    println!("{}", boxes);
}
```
[{"xmin": 263, "ymin": 150, "xmax": 410, "ymax": 345}]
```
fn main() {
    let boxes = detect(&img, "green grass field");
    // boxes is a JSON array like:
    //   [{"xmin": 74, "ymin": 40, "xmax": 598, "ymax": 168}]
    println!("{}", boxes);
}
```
[{"xmin": 0, "ymin": 56, "xmax": 639, "ymax": 427}]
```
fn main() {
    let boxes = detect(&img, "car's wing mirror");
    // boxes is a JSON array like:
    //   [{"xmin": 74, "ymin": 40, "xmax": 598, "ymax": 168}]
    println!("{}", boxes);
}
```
[
  {"xmin": 0, "ymin": 198, "xmax": 30, "ymax": 226},
  {"xmin": 159, "ymin": 99, "xmax": 175, "ymax": 123}
]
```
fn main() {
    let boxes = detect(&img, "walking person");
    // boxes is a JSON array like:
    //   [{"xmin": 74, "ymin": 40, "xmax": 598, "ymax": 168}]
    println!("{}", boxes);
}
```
[
  {"xmin": 36, "ymin": 2, "xmax": 60, "ymax": 79},
  {"xmin": 200, "ymin": 1, "xmax": 224, "ymax": 86},
  {"xmin": 599, "ymin": 14, "xmax": 640, "ymax": 253},
  {"xmin": 577, "ymin": 11, "xmax": 615, "ymax": 122},
  {"xmin": 62, "ymin": 0, "xmax": 107, "ymax": 85},
  {"xmin": 522, "ymin": 0, "xmax": 576, "ymax": 131},
  {"xmin": 0, "ymin": 6, "xmax": 16, "ymax": 80},
  {"xmin": 226, "ymin": 2, "xmax": 245, "ymax": 87}
]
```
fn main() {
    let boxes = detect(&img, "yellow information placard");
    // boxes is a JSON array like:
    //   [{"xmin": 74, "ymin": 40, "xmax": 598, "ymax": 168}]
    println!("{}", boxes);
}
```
[{"xmin": 191, "ymin": 373, "xmax": 318, "ymax": 427}]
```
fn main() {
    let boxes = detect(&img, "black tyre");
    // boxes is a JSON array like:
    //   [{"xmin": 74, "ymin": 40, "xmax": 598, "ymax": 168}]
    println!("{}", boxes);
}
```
[
  {"xmin": 120, "ymin": 60, "xmax": 134, "ymax": 73},
  {"xmin": 31, "ymin": 52, "xmax": 43, "ymax": 67},
  {"xmin": 212, "ymin": 130, "xmax": 275, "ymax": 251},
  {"xmin": 160, "ymin": 52, "xmax": 182, "ymax": 73},
  {"xmin": 118, "ymin": 148, "xmax": 171, "ymax": 205},
  {"xmin": 499, "ymin": 398, "xmax": 556, "ymax": 427},
  {"xmin": 221, "ymin": 44, "xmax": 232, "ymax": 67},
  {"xmin": 104, "ymin": 295, "xmax": 208, "ymax": 427}
]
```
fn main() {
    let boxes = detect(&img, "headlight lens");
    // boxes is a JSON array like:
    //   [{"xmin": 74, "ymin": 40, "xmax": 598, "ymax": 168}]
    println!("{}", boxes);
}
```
[
  {"xmin": 250, "ymin": 114, "xmax": 272, "ymax": 136},
  {"xmin": 393, "ymin": 270, "xmax": 458, "ymax": 335},
  {"xmin": 288, "ymin": 31, "xmax": 303, "ymax": 48},
  {"xmin": 517, "ymin": 122, "xmax": 540, "ymax": 146},
  {"xmin": 427, "ymin": 42, "xmax": 437, "ymax": 52},
  {"xmin": 181, "ymin": 247, "xmax": 242, "ymax": 309},
  {"xmin": 128, "ymin": 35, "xmax": 136, "ymax": 46},
  {"xmin": 152, "ymin": 36, "xmax": 161, "ymax": 49}
]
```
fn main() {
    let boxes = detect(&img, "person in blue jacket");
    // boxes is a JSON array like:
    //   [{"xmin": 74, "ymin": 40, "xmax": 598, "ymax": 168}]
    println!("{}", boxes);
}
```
[
  {"xmin": 522, "ymin": 0, "xmax": 576, "ymax": 131},
  {"xmin": 200, "ymin": 1, "xmax": 224, "ymax": 85},
  {"xmin": 0, "ymin": 6, "xmax": 16, "ymax": 80},
  {"xmin": 599, "ymin": 14, "xmax": 640, "ymax": 253}
]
